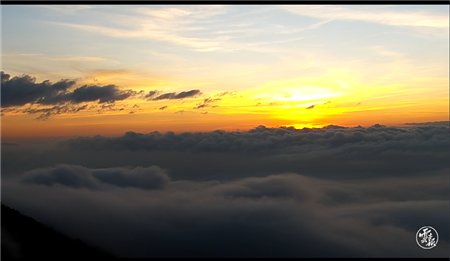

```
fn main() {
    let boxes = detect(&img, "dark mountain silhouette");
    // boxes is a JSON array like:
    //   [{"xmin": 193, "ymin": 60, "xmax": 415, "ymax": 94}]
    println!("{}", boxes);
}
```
[{"xmin": 1, "ymin": 204, "xmax": 114, "ymax": 259}]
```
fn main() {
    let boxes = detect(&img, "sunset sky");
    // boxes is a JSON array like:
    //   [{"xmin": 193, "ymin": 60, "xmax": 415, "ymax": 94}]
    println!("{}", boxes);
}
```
[
  {"xmin": 2, "ymin": 4, "xmax": 449, "ymax": 258},
  {"xmin": 1, "ymin": 5, "xmax": 449, "ymax": 139}
]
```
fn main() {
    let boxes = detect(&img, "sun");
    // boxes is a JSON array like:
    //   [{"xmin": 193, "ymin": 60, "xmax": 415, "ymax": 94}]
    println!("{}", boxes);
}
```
[{"xmin": 268, "ymin": 86, "xmax": 341, "ymax": 103}]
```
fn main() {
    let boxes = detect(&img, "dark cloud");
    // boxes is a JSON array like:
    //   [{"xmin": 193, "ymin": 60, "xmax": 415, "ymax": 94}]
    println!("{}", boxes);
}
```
[
  {"xmin": 195, "ymin": 104, "xmax": 207, "ymax": 109},
  {"xmin": 153, "ymin": 93, "xmax": 176, "ymax": 100},
  {"xmin": 92, "ymin": 166, "xmax": 169, "ymax": 189},
  {"xmin": 159, "ymin": 106, "xmax": 168, "ymax": 110},
  {"xmin": 1, "ymin": 71, "xmax": 76, "ymax": 107},
  {"xmin": 22, "ymin": 165, "xmax": 98, "ymax": 189},
  {"xmin": 148, "ymin": 89, "xmax": 201, "ymax": 100},
  {"xmin": 1, "ymin": 72, "xmax": 138, "ymax": 118},
  {"xmin": 306, "ymin": 104, "xmax": 315, "ymax": 109},
  {"xmin": 62, "ymin": 85, "xmax": 134, "ymax": 104},
  {"xmin": 1, "ymin": 72, "xmax": 134, "ymax": 106},
  {"xmin": 194, "ymin": 97, "xmax": 221, "ymax": 109},
  {"xmin": 23, "ymin": 104, "xmax": 89, "ymax": 120},
  {"xmin": 193, "ymin": 92, "xmax": 235, "ymax": 110},
  {"xmin": 22, "ymin": 165, "xmax": 169, "ymax": 190},
  {"xmin": 144, "ymin": 90, "xmax": 159, "ymax": 99}
]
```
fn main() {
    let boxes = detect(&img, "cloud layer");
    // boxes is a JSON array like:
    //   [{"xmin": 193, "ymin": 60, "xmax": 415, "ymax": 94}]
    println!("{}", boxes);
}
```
[
  {"xmin": 61, "ymin": 122, "xmax": 450, "ymax": 180},
  {"xmin": 3, "ymin": 170, "xmax": 448, "ymax": 257},
  {"xmin": 2, "ymin": 122, "xmax": 449, "ymax": 257}
]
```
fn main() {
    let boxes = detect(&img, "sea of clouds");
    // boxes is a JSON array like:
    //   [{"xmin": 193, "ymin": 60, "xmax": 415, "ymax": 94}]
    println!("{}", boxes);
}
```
[{"xmin": 2, "ymin": 122, "xmax": 449, "ymax": 257}]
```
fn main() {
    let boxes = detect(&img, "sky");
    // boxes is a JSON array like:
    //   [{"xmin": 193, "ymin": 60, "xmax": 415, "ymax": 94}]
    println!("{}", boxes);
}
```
[
  {"xmin": 1, "ymin": 5, "xmax": 449, "ymax": 139},
  {"xmin": 1, "ymin": 5, "xmax": 449, "ymax": 258}
]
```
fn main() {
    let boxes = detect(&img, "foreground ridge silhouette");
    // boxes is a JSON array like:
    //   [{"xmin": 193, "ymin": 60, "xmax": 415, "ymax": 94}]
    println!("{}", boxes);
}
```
[{"xmin": 1, "ymin": 204, "xmax": 114, "ymax": 259}]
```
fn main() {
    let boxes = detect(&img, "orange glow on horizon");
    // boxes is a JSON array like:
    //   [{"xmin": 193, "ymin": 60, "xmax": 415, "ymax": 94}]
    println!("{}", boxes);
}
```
[{"xmin": 1, "ymin": 71, "xmax": 448, "ymax": 140}]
